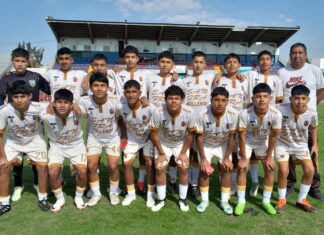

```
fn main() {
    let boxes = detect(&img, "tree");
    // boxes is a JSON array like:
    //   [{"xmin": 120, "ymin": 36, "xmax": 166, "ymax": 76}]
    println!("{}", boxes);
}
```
[{"xmin": 17, "ymin": 41, "xmax": 44, "ymax": 67}]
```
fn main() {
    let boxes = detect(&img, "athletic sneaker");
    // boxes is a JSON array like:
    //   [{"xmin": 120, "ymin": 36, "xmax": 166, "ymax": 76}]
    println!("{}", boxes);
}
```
[
  {"xmin": 74, "ymin": 196, "xmax": 86, "ymax": 210},
  {"xmin": 179, "ymin": 199, "xmax": 189, "ymax": 212},
  {"xmin": 234, "ymin": 203, "xmax": 246, "ymax": 216},
  {"xmin": 249, "ymin": 183, "xmax": 259, "ymax": 197},
  {"xmin": 11, "ymin": 186, "xmax": 24, "ymax": 202},
  {"xmin": 51, "ymin": 199, "xmax": 65, "ymax": 212},
  {"xmin": 296, "ymin": 199, "xmax": 316, "ymax": 213},
  {"xmin": 38, "ymin": 199, "xmax": 50, "ymax": 212},
  {"xmin": 220, "ymin": 201, "xmax": 233, "ymax": 215},
  {"xmin": 151, "ymin": 199, "xmax": 166, "ymax": 212},
  {"xmin": 87, "ymin": 195, "xmax": 101, "ymax": 207},
  {"xmin": 109, "ymin": 193, "xmax": 120, "ymax": 206},
  {"xmin": 0, "ymin": 203, "xmax": 11, "ymax": 216},
  {"xmin": 275, "ymin": 199, "xmax": 286, "ymax": 213},
  {"xmin": 146, "ymin": 193, "xmax": 155, "ymax": 208},
  {"xmin": 262, "ymin": 203, "xmax": 276, "ymax": 215},
  {"xmin": 196, "ymin": 201, "xmax": 209, "ymax": 213},
  {"xmin": 122, "ymin": 194, "xmax": 136, "ymax": 206}
]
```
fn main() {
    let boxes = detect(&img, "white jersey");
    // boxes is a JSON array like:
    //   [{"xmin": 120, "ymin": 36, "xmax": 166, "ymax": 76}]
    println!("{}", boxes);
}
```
[
  {"xmin": 147, "ymin": 73, "xmax": 177, "ymax": 107},
  {"xmin": 239, "ymin": 105, "xmax": 282, "ymax": 148},
  {"xmin": 112, "ymin": 69, "xmax": 150, "ymax": 97},
  {"xmin": 217, "ymin": 76, "xmax": 248, "ymax": 112},
  {"xmin": 278, "ymin": 63, "xmax": 324, "ymax": 111},
  {"xmin": 40, "ymin": 111, "xmax": 84, "ymax": 153},
  {"xmin": 118, "ymin": 102, "xmax": 156, "ymax": 144},
  {"xmin": 196, "ymin": 105, "xmax": 238, "ymax": 147},
  {"xmin": 148, "ymin": 104, "xmax": 196, "ymax": 147},
  {"xmin": 275, "ymin": 103, "xmax": 317, "ymax": 151},
  {"xmin": 179, "ymin": 73, "xmax": 215, "ymax": 113},
  {"xmin": 244, "ymin": 70, "xmax": 283, "ymax": 105},
  {"xmin": 45, "ymin": 69, "xmax": 87, "ymax": 100},
  {"xmin": 0, "ymin": 102, "xmax": 46, "ymax": 144},
  {"xmin": 77, "ymin": 95, "xmax": 121, "ymax": 145}
]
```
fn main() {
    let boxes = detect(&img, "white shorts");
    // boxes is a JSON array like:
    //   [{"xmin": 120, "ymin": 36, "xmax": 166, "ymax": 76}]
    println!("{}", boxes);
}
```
[
  {"xmin": 87, "ymin": 134, "xmax": 121, "ymax": 158},
  {"xmin": 239, "ymin": 144, "xmax": 272, "ymax": 160},
  {"xmin": 275, "ymin": 146, "xmax": 311, "ymax": 162},
  {"xmin": 5, "ymin": 138, "xmax": 48, "ymax": 165},
  {"xmin": 198, "ymin": 144, "xmax": 232, "ymax": 163},
  {"xmin": 123, "ymin": 140, "xmax": 154, "ymax": 162},
  {"xmin": 48, "ymin": 144, "xmax": 87, "ymax": 167},
  {"xmin": 154, "ymin": 144, "xmax": 189, "ymax": 163}
]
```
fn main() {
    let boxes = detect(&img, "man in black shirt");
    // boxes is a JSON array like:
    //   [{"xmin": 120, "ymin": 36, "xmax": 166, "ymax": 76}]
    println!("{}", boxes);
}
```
[{"xmin": 0, "ymin": 48, "xmax": 51, "ymax": 201}]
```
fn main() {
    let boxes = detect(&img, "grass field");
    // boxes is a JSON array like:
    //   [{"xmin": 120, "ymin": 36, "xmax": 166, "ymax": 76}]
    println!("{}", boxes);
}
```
[{"xmin": 1, "ymin": 106, "xmax": 324, "ymax": 235}]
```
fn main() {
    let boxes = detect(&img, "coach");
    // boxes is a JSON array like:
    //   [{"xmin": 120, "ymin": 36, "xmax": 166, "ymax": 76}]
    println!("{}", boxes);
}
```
[{"xmin": 278, "ymin": 43, "xmax": 324, "ymax": 200}]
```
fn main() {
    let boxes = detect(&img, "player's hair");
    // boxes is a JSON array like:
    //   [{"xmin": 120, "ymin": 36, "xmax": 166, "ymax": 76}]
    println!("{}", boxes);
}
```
[
  {"xmin": 89, "ymin": 72, "xmax": 109, "ymax": 87},
  {"xmin": 124, "ymin": 80, "xmax": 141, "ymax": 91},
  {"xmin": 224, "ymin": 53, "xmax": 241, "ymax": 63},
  {"xmin": 291, "ymin": 85, "xmax": 310, "ymax": 96},
  {"xmin": 57, "ymin": 47, "xmax": 72, "ymax": 57},
  {"xmin": 290, "ymin": 42, "xmax": 307, "ymax": 54},
  {"xmin": 159, "ymin": 51, "xmax": 174, "ymax": 61},
  {"xmin": 192, "ymin": 51, "xmax": 206, "ymax": 60},
  {"xmin": 211, "ymin": 87, "xmax": 229, "ymax": 98},
  {"xmin": 253, "ymin": 83, "xmax": 272, "ymax": 95},
  {"xmin": 54, "ymin": 89, "xmax": 73, "ymax": 103},
  {"xmin": 11, "ymin": 48, "xmax": 29, "ymax": 60},
  {"xmin": 165, "ymin": 85, "xmax": 185, "ymax": 99},
  {"xmin": 7, "ymin": 80, "xmax": 32, "ymax": 96},
  {"xmin": 123, "ymin": 45, "xmax": 139, "ymax": 57},
  {"xmin": 257, "ymin": 50, "xmax": 272, "ymax": 60},
  {"xmin": 91, "ymin": 53, "xmax": 108, "ymax": 64}
]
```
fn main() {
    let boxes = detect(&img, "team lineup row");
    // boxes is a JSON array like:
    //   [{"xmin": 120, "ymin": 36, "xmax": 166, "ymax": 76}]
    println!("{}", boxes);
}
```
[{"xmin": 0, "ymin": 43, "xmax": 323, "ymax": 216}]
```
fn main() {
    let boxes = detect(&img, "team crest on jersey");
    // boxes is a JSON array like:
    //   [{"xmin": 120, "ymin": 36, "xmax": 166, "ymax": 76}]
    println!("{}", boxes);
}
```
[
  {"xmin": 181, "ymin": 121, "xmax": 187, "ymax": 127},
  {"xmin": 8, "ymin": 116, "xmax": 14, "ymax": 122},
  {"xmin": 226, "ymin": 123, "xmax": 229, "ymax": 129},
  {"xmin": 109, "ymin": 108, "xmax": 115, "ymax": 114},
  {"xmin": 74, "ymin": 119, "xmax": 79, "ymax": 125},
  {"xmin": 205, "ymin": 80, "xmax": 209, "ymax": 86},
  {"xmin": 73, "ymin": 77, "xmax": 78, "ymax": 82},
  {"xmin": 268, "ymin": 121, "xmax": 271, "ymax": 126},
  {"xmin": 304, "ymin": 121, "xmax": 309, "ymax": 126},
  {"xmin": 139, "ymin": 76, "xmax": 143, "ymax": 81},
  {"xmin": 29, "ymin": 79, "xmax": 36, "ymax": 87},
  {"xmin": 142, "ymin": 115, "xmax": 147, "ymax": 121}
]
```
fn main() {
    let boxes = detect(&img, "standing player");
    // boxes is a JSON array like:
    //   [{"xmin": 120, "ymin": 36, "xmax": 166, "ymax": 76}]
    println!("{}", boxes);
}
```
[
  {"xmin": 78, "ymin": 72, "xmax": 126, "ymax": 206},
  {"xmin": 244, "ymin": 50, "xmax": 284, "ymax": 197},
  {"xmin": 196, "ymin": 87, "xmax": 238, "ymax": 214},
  {"xmin": 236, "ymin": 83, "xmax": 282, "ymax": 215},
  {"xmin": 0, "ymin": 48, "xmax": 51, "ymax": 201},
  {"xmin": 118, "ymin": 80, "xmax": 156, "ymax": 207},
  {"xmin": 149, "ymin": 85, "xmax": 196, "ymax": 212},
  {"xmin": 41, "ymin": 89, "xmax": 87, "ymax": 212},
  {"xmin": 275, "ymin": 85, "xmax": 317, "ymax": 213},
  {"xmin": 0, "ymin": 81, "xmax": 50, "ymax": 215}
]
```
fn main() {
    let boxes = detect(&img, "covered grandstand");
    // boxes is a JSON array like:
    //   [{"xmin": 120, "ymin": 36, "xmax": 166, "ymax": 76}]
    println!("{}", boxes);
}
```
[{"xmin": 46, "ymin": 18, "xmax": 299, "ymax": 72}]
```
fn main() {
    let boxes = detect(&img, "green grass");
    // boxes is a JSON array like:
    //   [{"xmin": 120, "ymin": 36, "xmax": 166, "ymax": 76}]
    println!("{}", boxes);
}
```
[{"xmin": 2, "ymin": 106, "xmax": 324, "ymax": 235}]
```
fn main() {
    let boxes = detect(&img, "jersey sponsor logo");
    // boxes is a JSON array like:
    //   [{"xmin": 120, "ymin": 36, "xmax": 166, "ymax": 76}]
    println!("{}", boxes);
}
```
[
  {"xmin": 50, "ymin": 123, "xmax": 56, "ymax": 129},
  {"xmin": 162, "ymin": 119, "xmax": 167, "ymax": 127},
  {"xmin": 304, "ymin": 120, "xmax": 309, "ymax": 126},
  {"xmin": 29, "ymin": 79, "xmax": 36, "ymax": 87},
  {"xmin": 8, "ymin": 116, "xmax": 14, "ymax": 122},
  {"xmin": 152, "ymin": 81, "xmax": 158, "ymax": 87},
  {"xmin": 250, "ymin": 120, "xmax": 256, "ymax": 127},
  {"xmin": 205, "ymin": 121, "xmax": 211, "ymax": 128},
  {"xmin": 286, "ymin": 76, "xmax": 306, "ymax": 88}
]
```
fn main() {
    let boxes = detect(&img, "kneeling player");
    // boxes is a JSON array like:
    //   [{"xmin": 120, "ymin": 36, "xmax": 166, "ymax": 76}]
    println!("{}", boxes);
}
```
[
  {"xmin": 41, "ymin": 89, "xmax": 87, "ymax": 212},
  {"xmin": 275, "ymin": 85, "xmax": 317, "ymax": 213},
  {"xmin": 196, "ymin": 87, "xmax": 238, "ymax": 214},
  {"xmin": 149, "ymin": 85, "xmax": 196, "ymax": 212},
  {"xmin": 0, "ymin": 81, "xmax": 49, "ymax": 215},
  {"xmin": 236, "ymin": 83, "xmax": 282, "ymax": 215},
  {"xmin": 119, "ymin": 80, "xmax": 156, "ymax": 207}
]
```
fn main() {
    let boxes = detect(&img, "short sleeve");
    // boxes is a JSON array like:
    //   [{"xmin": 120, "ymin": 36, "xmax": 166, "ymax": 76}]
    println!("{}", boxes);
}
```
[
  {"xmin": 148, "ymin": 109, "xmax": 162, "ymax": 131},
  {"xmin": 272, "ymin": 110, "xmax": 282, "ymax": 132},
  {"xmin": 187, "ymin": 112, "xmax": 196, "ymax": 132},
  {"xmin": 0, "ymin": 108, "xmax": 7, "ymax": 133},
  {"xmin": 229, "ymin": 113, "xmax": 239, "ymax": 133},
  {"xmin": 311, "ymin": 112, "xmax": 318, "ymax": 128},
  {"xmin": 195, "ymin": 112, "xmax": 204, "ymax": 134},
  {"xmin": 238, "ymin": 110, "xmax": 247, "ymax": 132}
]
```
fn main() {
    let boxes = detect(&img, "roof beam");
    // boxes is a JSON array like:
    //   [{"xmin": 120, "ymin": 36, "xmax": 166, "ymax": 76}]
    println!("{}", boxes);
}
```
[
  {"xmin": 248, "ymin": 28, "xmax": 267, "ymax": 47},
  {"xmin": 157, "ymin": 26, "xmax": 164, "ymax": 45},
  {"xmin": 125, "ymin": 22, "xmax": 128, "ymax": 45},
  {"xmin": 87, "ymin": 23, "xmax": 94, "ymax": 44},
  {"xmin": 48, "ymin": 23, "xmax": 60, "ymax": 43},
  {"xmin": 219, "ymin": 29, "xmax": 232, "ymax": 47},
  {"xmin": 188, "ymin": 27, "xmax": 199, "ymax": 46}
]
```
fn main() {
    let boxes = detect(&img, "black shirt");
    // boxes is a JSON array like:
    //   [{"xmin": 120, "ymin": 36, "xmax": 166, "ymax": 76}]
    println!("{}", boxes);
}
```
[{"xmin": 0, "ymin": 70, "xmax": 51, "ymax": 105}]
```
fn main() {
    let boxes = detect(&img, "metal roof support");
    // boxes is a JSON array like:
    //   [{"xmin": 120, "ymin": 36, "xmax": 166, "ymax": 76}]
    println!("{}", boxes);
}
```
[
  {"xmin": 125, "ymin": 21, "xmax": 128, "ymax": 45},
  {"xmin": 188, "ymin": 26, "xmax": 199, "ymax": 46},
  {"xmin": 219, "ymin": 29, "xmax": 232, "ymax": 47},
  {"xmin": 157, "ymin": 26, "xmax": 164, "ymax": 46},
  {"xmin": 248, "ymin": 28, "xmax": 267, "ymax": 47},
  {"xmin": 87, "ymin": 23, "xmax": 94, "ymax": 44}
]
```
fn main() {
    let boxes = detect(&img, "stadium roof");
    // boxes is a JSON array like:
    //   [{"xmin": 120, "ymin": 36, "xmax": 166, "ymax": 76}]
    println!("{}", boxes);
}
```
[{"xmin": 46, "ymin": 18, "xmax": 300, "ymax": 47}]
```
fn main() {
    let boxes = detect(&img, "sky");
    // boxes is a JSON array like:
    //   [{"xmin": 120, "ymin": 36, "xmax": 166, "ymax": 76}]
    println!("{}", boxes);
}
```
[{"xmin": 0, "ymin": 0, "xmax": 324, "ymax": 66}]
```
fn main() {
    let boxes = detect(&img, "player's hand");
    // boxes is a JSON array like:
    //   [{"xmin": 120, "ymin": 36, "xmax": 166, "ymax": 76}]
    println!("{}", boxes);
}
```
[
  {"xmin": 112, "ymin": 65, "xmax": 121, "ymax": 73},
  {"xmin": 236, "ymin": 73, "xmax": 247, "ymax": 81},
  {"xmin": 155, "ymin": 154, "xmax": 168, "ymax": 170},
  {"xmin": 264, "ymin": 157, "xmax": 275, "ymax": 171},
  {"xmin": 46, "ymin": 102, "xmax": 55, "ymax": 114},
  {"xmin": 222, "ymin": 158, "xmax": 233, "ymax": 172},
  {"xmin": 177, "ymin": 152, "xmax": 189, "ymax": 168},
  {"xmin": 121, "ymin": 139, "xmax": 128, "ymax": 150},
  {"xmin": 0, "ymin": 157, "xmax": 9, "ymax": 168},
  {"xmin": 311, "ymin": 145, "xmax": 318, "ymax": 158},
  {"xmin": 171, "ymin": 72, "xmax": 179, "ymax": 82},
  {"xmin": 140, "ymin": 97, "xmax": 149, "ymax": 107},
  {"xmin": 81, "ymin": 73, "xmax": 91, "ymax": 90},
  {"xmin": 238, "ymin": 158, "xmax": 249, "ymax": 170},
  {"xmin": 71, "ymin": 103, "xmax": 82, "ymax": 118},
  {"xmin": 200, "ymin": 158, "xmax": 210, "ymax": 173},
  {"xmin": 212, "ymin": 74, "xmax": 222, "ymax": 87}
]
